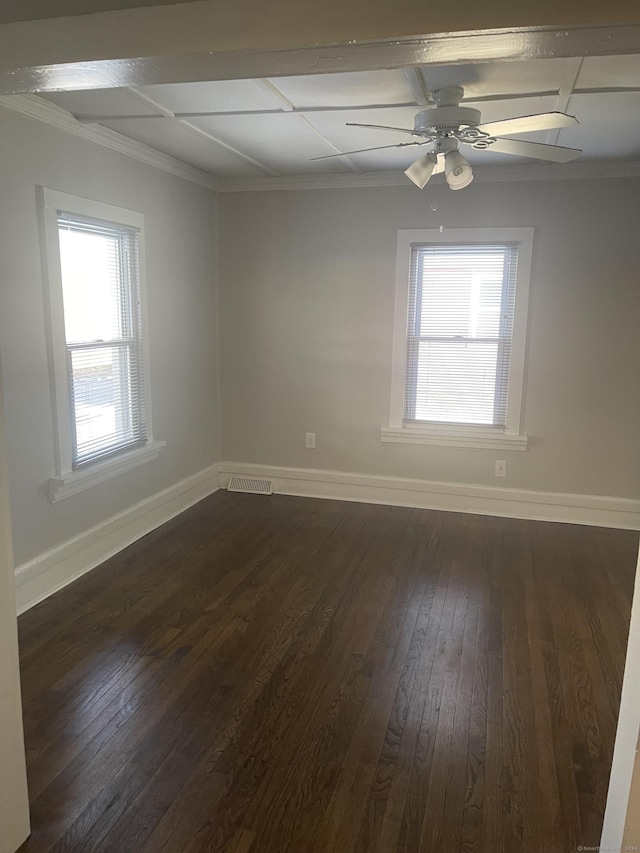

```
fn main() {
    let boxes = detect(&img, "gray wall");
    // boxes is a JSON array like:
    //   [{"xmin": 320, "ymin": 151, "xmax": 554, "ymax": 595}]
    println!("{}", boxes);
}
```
[
  {"xmin": 218, "ymin": 178, "xmax": 640, "ymax": 499},
  {"xmin": 2, "ymin": 101, "xmax": 639, "ymax": 567},
  {"xmin": 0, "ymin": 107, "xmax": 220, "ymax": 567}
]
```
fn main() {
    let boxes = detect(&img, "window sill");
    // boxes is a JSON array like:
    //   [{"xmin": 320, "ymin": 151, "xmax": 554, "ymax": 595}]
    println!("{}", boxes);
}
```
[
  {"xmin": 380, "ymin": 426, "xmax": 528, "ymax": 451},
  {"xmin": 49, "ymin": 440, "xmax": 166, "ymax": 503}
]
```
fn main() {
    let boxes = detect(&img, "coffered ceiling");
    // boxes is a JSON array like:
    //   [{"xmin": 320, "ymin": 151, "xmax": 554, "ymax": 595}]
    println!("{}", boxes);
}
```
[{"xmin": 39, "ymin": 54, "xmax": 640, "ymax": 183}]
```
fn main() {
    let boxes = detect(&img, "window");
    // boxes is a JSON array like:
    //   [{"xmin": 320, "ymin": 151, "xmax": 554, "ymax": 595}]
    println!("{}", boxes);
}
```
[
  {"xmin": 405, "ymin": 243, "xmax": 517, "ymax": 426},
  {"xmin": 40, "ymin": 189, "xmax": 163, "ymax": 501},
  {"xmin": 58, "ymin": 213, "xmax": 145, "ymax": 466},
  {"xmin": 382, "ymin": 228, "xmax": 532, "ymax": 450}
]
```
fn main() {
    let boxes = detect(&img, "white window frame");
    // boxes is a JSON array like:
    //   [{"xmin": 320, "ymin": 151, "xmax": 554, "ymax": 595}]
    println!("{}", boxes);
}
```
[
  {"xmin": 382, "ymin": 227, "xmax": 533, "ymax": 451},
  {"xmin": 39, "ymin": 188, "xmax": 164, "ymax": 502}
]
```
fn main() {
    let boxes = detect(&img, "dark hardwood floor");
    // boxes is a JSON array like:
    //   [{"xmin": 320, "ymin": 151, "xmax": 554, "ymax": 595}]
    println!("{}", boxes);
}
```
[{"xmin": 16, "ymin": 492, "xmax": 638, "ymax": 853}]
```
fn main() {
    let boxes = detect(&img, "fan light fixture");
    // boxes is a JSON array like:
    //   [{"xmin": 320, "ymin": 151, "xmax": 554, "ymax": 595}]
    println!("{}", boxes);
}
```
[
  {"xmin": 444, "ymin": 149, "xmax": 473, "ymax": 190},
  {"xmin": 404, "ymin": 153, "xmax": 438, "ymax": 189}
]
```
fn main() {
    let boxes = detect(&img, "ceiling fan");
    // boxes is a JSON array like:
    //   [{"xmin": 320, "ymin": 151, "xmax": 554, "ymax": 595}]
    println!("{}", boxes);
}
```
[{"xmin": 312, "ymin": 86, "xmax": 581, "ymax": 190}]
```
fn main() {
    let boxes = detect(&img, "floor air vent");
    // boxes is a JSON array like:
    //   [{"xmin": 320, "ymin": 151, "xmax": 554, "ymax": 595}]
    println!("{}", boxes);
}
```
[{"xmin": 228, "ymin": 476, "xmax": 274, "ymax": 495}]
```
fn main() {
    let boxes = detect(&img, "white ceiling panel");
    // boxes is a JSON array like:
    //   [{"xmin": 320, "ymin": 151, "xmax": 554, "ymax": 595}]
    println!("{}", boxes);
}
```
[
  {"xmin": 576, "ymin": 55, "xmax": 640, "ymax": 90},
  {"xmin": 419, "ymin": 59, "xmax": 569, "ymax": 99},
  {"xmin": 266, "ymin": 70, "xmax": 413, "ymax": 108},
  {"xmin": 135, "ymin": 79, "xmax": 278, "ymax": 114},
  {"xmin": 41, "ymin": 88, "xmax": 159, "ymax": 117},
  {"xmin": 99, "ymin": 118, "xmax": 268, "ymax": 176},
  {"xmin": 187, "ymin": 113, "xmax": 359, "ymax": 173},
  {"xmin": 300, "ymin": 106, "xmax": 424, "ymax": 154},
  {"xmin": 560, "ymin": 92, "xmax": 640, "ymax": 160}
]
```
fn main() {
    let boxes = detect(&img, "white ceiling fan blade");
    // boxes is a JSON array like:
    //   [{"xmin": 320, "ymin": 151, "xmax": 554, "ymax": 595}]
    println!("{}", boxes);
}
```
[
  {"xmin": 345, "ymin": 122, "xmax": 434, "ymax": 138},
  {"xmin": 475, "ymin": 111, "xmax": 578, "ymax": 137},
  {"xmin": 483, "ymin": 137, "xmax": 582, "ymax": 162},
  {"xmin": 310, "ymin": 141, "xmax": 427, "ymax": 161}
]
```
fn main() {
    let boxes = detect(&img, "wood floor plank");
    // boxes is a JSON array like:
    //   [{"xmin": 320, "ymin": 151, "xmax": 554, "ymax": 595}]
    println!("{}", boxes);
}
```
[
  {"xmin": 214, "ymin": 506, "xmax": 410, "ymax": 853},
  {"xmin": 138, "ymin": 498, "xmax": 380, "ymax": 853},
  {"xmin": 359, "ymin": 514, "xmax": 483, "ymax": 853},
  {"xmin": 523, "ymin": 529, "xmax": 563, "ymax": 852},
  {"xmin": 417, "ymin": 531, "xmax": 477, "ymax": 853},
  {"xmin": 16, "ymin": 492, "xmax": 638, "ymax": 853},
  {"xmin": 322, "ymin": 513, "xmax": 448, "ymax": 853},
  {"xmin": 500, "ymin": 521, "xmax": 548, "ymax": 852}
]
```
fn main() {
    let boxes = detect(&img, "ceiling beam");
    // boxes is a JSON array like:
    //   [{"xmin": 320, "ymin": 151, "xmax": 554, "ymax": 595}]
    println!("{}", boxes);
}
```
[
  {"xmin": 76, "ymin": 102, "xmax": 420, "ymax": 121},
  {"xmin": 1, "ymin": 19, "xmax": 640, "ymax": 95},
  {"xmin": 252, "ymin": 79, "xmax": 295, "ymax": 111},
  {"xmin": 2, "ymin": 0, "xmax": 640, "ymax": 83},
  {"xmin": 72, "ymin": 85, "xmax": 640, "ymax": 124},
  {"xmin": 403, "ymin": 67, "xmax": 430, "ymax": 105}
]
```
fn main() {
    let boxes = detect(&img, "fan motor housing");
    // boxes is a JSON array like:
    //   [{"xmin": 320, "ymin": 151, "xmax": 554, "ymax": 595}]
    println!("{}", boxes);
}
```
[{"xmin": 414, "ymin": 106, "xmax": 481, "ymax": 134}]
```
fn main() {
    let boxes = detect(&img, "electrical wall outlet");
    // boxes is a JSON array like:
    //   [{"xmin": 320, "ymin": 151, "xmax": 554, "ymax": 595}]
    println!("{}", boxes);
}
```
[
  {"xmin": 305, "ymin": 432, "xmax": 316, "ymax": 449},
  {"xmin": 494, "ymin": 460, "xmax": 507, "ymax": 478}
]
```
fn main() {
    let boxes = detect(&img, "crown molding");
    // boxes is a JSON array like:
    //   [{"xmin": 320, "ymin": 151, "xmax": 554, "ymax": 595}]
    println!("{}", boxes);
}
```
[
  {"xmin": 0, "ymin": 94, "xmax": 219, "ymax": 190},
  {"xmin": 218, "ymin": 172, "xmax": 414, "ymax": 192},
  {"xmin": 216, "ymin": 159, "xmax": 640, "ymax": 192}
]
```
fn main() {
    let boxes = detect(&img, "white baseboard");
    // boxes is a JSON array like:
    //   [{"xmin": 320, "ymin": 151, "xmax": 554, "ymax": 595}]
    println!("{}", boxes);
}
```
[
  {"xmin": 15, "ymin": 464, "xmax": 220, "ymax": 614},
  {"xmin": 16, "ymin": 460, "xmax": 639, "ymax": 614},
  {"xmin": 219, "ymin": 462, "xmax": 640, "ymax": 531}
]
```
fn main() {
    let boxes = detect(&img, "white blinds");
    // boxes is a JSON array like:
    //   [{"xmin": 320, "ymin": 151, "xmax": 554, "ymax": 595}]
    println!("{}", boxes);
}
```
[
  {"xmin": 404, "ymin": 243, "xmax": 518, "ymax": 427},
  {"xmin": 57, "ymin": 213, "xmax": 146, "ymax": 467}
]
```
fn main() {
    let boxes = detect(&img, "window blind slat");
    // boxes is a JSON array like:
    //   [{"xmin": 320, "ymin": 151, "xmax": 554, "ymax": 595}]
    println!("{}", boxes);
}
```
[{"xmin": 404, "ymin": 243, "xmax": 518, "ymax": 427}]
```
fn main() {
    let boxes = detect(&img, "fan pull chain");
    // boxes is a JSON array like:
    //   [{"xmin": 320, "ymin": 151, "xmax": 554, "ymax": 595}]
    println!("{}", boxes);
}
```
[{"xmin": 429, "ymin": 187, "xmax": 446, "ymax": 232}]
